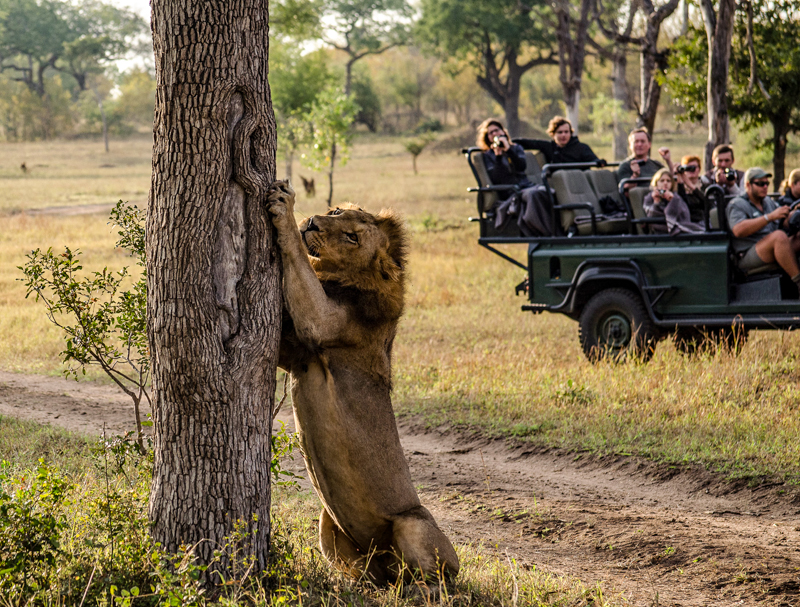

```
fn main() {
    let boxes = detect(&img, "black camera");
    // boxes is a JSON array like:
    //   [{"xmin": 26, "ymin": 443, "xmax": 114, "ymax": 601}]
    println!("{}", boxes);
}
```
[
  {"xmin": 635, "ymin": 159, "xmax": 648, "ymax": 167},
  {"xmin": 723, "ymin": 167, "xmax": 738, "ymax": 182},
  {"xmin": 675, "ymin": 164, "xmax": 690, "ymax": 174},
  {"xmin": 785, "ymin": 210, "xmax": 800, "ymax": 237}
]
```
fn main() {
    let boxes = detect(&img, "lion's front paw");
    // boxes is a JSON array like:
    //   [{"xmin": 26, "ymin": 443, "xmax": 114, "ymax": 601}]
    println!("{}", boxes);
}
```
[{"xmin": 267, "ymin": 180, "xmax": 296, "ymax": 224}]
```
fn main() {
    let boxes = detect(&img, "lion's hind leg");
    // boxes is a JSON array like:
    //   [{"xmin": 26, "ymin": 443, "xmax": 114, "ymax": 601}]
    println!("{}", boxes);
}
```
[
  {"xmin": 319, "ymin": 508, "xmax": 390, "ymax": 584},
  {"xmin": 389, "ymin": 506, "xmax": 459, "ymax": 583}
]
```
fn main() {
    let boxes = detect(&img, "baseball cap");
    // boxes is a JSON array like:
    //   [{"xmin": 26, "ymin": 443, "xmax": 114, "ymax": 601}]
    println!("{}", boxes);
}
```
[{"xmin": 744, "ymin": 167, "xmax": 772, "ymax": 183}]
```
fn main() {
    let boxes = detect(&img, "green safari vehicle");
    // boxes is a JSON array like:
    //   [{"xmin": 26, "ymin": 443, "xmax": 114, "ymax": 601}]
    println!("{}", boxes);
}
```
[{"xmin": 463, "ymin": 147, "xmax": 800, "ymax": 362}]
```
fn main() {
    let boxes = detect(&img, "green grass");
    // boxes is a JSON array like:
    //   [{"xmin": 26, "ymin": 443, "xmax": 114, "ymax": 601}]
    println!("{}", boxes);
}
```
[{"xmin": 0, "ymin": 414, "xmax": 623, "ymax": 606}]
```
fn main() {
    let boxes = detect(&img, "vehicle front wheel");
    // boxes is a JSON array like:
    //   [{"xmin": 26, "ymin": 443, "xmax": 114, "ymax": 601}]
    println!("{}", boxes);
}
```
[{"xmin": 578, "ymin": 289, "xmax": 657, "ymax": 363}]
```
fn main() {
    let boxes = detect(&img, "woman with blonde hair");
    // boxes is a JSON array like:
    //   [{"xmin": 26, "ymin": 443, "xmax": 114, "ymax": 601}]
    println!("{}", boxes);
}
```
[
  {"xmin": 643, "ymin": 168, "xmax": 704, "ymax": 235},
  {"xmin": 515, "ymin": 115, "xmax": 600, "ymax": 164},
  {"xmin": 778, "ymin": 169, "xmax": 800, "ymax": 207}
]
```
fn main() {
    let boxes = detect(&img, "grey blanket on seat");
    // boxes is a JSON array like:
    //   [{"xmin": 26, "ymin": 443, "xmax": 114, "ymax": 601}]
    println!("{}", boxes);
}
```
[{"xmin": 494, "ymin": 185, "xmax": 556, "ymax": 237}]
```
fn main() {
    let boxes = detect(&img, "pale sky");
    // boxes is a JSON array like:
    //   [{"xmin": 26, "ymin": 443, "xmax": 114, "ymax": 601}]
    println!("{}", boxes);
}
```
[{"xmin": 115, "ymin": 0, "xmax": 151, "ymax": 21}]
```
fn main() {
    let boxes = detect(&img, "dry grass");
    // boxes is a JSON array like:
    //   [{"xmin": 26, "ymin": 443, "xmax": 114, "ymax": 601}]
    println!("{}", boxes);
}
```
[
  {"xmin": 0, "ymin": 137, "xmax": 152, "ymax": 213},
  {"xmin": 1, "ymin": 133, "xmax": 800, "ymax": 488}
]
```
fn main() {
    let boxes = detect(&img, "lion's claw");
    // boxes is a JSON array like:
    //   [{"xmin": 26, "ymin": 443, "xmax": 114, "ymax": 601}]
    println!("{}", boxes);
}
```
[{"xmin": 267, "ymin": 180, "xmax": 296, "ymax": 220}]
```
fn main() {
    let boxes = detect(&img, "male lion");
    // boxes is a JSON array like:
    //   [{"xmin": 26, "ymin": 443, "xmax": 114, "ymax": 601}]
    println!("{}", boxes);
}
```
[{"xmin": 266, "ymin": 181, "xmax": 459, "ymax": 585}]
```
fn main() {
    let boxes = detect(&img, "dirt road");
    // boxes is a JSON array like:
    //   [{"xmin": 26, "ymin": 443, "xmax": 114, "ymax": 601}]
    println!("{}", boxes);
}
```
[{"xmin": 0, "ymin": 369, "xmax": 797, "ymax": 606}]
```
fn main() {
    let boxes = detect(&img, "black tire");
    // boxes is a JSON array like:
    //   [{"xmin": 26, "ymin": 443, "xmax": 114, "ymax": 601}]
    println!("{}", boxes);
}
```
[
  {"xmin": 578, "ymin": 289, "xmax": 657, "ymax": 363},
  {"xmin": 674, "ymin": 326, "xmax": 748, "ymax": 356}
]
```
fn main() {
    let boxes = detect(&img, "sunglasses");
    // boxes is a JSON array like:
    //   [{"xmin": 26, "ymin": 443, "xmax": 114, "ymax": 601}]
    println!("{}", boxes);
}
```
[{"xmin": 751, "ymin": 180, "xmax": 770, "ymax": 187}]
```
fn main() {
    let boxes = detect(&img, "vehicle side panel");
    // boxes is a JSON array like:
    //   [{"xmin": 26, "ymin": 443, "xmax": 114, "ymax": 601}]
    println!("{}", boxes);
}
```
[{"xmin": 530, "ymin": 238, "xmax": 729, "ymax": 316}]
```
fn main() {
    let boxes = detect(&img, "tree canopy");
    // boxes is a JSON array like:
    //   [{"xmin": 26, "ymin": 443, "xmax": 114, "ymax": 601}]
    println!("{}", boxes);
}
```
[
  {"xmin": 416, "ymin": 0, "xmax": 556, "ymax": 134},
  {"xmin": 668, "ymin": 0, "xmax": 800, "ymax": 183}
]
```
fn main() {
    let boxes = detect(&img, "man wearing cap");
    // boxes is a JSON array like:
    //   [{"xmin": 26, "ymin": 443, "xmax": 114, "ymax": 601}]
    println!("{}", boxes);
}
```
[{"xmin": 727, "ymin": 167, "xmax": 800, "ymax": 286}]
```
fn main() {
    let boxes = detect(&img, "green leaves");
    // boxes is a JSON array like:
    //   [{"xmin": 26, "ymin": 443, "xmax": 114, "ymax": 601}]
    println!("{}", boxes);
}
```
[
  {"xmin": 302, "ymin": 85, "xmax": 359, "ymax": 173},
  {"xmin": 18, "ymin": 200, "xmax": 149, "ymax": 450}
]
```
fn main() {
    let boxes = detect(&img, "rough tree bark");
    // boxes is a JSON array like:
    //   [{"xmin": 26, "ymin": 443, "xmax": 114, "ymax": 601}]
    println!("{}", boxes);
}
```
[
  {"xmin": 611, "ymin": 54, "xmax": 630, "ymax": 159},
  {"xmin": 592, "ymin": 0, "xmax": 637, "ymax": 159},
  {"xmin": 147, "ymin": 0, "xmax": 281, "ymax": 578},
  {"xmin": 554, "ymin": 0, "xmax": 593, "ymax": 134},
  {"xmin": 701, "ymin": 0, "xmax": 736, "ymax": 170},
  {"xmin": 477, "ymin": 45, "xmax": 555, "ymax": 135},
  {"xmin": 637, "ymin": 0, "xmax": 681, "ymax": 134}
]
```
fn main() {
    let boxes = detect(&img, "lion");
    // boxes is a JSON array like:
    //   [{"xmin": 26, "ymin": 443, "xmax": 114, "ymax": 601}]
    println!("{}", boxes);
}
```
[{"xmin": 266, "ymin": 180, "xmax": 459, "ymax": 585}]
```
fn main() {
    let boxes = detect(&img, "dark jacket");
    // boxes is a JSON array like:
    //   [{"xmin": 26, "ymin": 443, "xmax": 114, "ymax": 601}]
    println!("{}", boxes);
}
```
[
  {"xmin": 777, "ymin": 193, "xmax": 799, "ymax": 207},
  {"xmin": 677, "ymin": 183, "xmax": 708, "ymax": 224},
  {"xmin": 515, "ymin": 136, "xmax": 599, "ymax": 164},
  {"xmin": 482, "ymin": 143, "xmax": 533, "ymax": 189},
  {"xmin": 615, "ymin": 158, "xmax": 663, "ymax": 183}
]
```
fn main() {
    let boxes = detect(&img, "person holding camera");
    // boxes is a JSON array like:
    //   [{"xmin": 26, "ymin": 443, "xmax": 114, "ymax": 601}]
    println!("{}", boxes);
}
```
[
  {"xmin": 475, "ymin": 118, "xmax": 555, "ymax": 236},
  {"xmin": 476, "ymin": 118, "xmax": 532, "ymax": 189},
  {"xmin": 778, "ymin": 169, "xmax": 800, "ymax": 207},
  {"xmin": 642, "ymin": 168, "xmax": 704, "ymax": 235},
  {"xmin": 727, "ymin": 168, "xmax": 800, "ymax": 285},
  {"xmin": 657, "ymin": 149, "xmax": 707, "ymax": 224},
  {"xmin": 702, "ymin": 144, "xmax": 745, "ymax": 196},
  {"xmin": 515, "ymin": 116, "xmax": 600, "ymax": 164},
  {"xmin": 614, "ymin": 127, "xmax": 663, "ymax": 184}
]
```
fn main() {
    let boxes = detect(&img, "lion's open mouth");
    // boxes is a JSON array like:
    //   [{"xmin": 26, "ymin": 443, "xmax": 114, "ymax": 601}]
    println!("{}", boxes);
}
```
[{"xmin": 302, "ymin": 231, "xmax": 320, "ymax": 257}]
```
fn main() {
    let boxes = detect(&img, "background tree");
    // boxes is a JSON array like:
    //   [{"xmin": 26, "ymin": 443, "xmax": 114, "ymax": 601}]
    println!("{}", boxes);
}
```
[
  {"xmin": 148, "ymin": 0, "xmax": 281, "ymax": 578},
  {"xmin": 303, "ymin": 85, "xmax": 358, "ymax": 206},
  {"xmin": 668, "ymin": 0, "xmax": 800, "ymax": 186},
  {"xmin": 699, "ymin": 0, "xmax": 736, "ymax": 169},
  {"xmin": 593, "ymin": 0, "xmax": 680, "ymax": 138},
  {"xmin": 322, "ymin": 0, "xmax": 413, "ymax": 95},
  {"xmin": 550, "ymin": 0, "xmax": 594, "ymax": 132},
  {"xmin": 270, "ymin": 42, "xmax": 334, "ymax": 180},
  {"xmin": 591, "ymin": 0, "xmax": 638, "ymax": 158},
  {"xmin": 417, "ymin": 0, "xmax": 557, "ymax": 135},
  {"xmin": 728, "ymin": 0, "xmax": 800, "ymax": 186}
]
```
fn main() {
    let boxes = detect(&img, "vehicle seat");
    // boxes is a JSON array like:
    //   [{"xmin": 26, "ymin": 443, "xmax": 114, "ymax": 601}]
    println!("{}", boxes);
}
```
[
  {"xmin": 549, "ymin": 170, "xmax": 629, "ymax": 235},
  {"xmin": 627, "ymin": 187, "xmax": 651, "ymax": 234},
  {"xmin": 584, "ymin": 169, "xmax": 623, "ymax": 206},
  {"xmin": 524, "ymin": 151, "xmax": 545, "ymax": 186},
  {"xmin": 467, "ymin": 149, "xmax": 499, "ymax": 213}
]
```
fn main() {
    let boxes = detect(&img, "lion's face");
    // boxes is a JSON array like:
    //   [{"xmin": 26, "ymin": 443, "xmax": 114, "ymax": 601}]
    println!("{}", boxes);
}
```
[{"xmin": 299, "ymin": 204, "xmax": 407, "ymax": 285}]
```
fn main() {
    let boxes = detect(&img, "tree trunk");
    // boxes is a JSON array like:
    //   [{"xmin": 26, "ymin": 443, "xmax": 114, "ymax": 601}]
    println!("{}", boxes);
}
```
[
  {"xmin": 701, "ymin": 0, "xmax": 736, "ymax": 171},
  {"xmin": 565, "ymin": 89, "xmax": 580, "ymax": 134},
  {"xmin": 771, "ymin": 114, "xmax": 790, "ymax": 189},
  {"xmin": 148, "ymin": 0, "xmax": 280, "ymax": 580},
  {"xmin": 327, "ymin": 141, "xmax": 336, "ymax": 207},
  {"xmin": 285, "ymin": 149, "xmax": 293, "ymax": 183},
  {"xmin": 344, "ymin": 58, "xmax": 354, "ymax": 96},
  {"xmin": 504, "ymin": 94, "xmax": 521, "ymax": 136},
  {"xmin": 611, "ymin": 52, "xmax": 629, "ymax": 160},
  {"xmin": 554, "ymin": 0, "xmax": 592, "ymax": 136}
]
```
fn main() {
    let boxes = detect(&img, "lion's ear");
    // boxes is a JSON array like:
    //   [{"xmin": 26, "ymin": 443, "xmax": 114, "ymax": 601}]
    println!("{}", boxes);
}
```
[{"xmin": 377, "ymin": 250, "xmax": 402, "ymax": 282}]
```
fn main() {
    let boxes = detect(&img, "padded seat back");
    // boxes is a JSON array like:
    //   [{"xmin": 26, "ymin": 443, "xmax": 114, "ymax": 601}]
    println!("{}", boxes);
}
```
[
  {"xmin": 549, "ymin": 170, "xmax": 599, "ymax": 232},
  {"xmin": 585, "ymin": 169, "xmax": 622, "ymax": 205},
  {"xmin": 468, "ymin": 150, "xmax": 498, "ymax": 212},
  {"xmin": 627, "ymin": 186, "xmax": 650, "ymax": 234},
  {"xmin": 524, "ymin": 151, "xmax": 544, "ymax": 186}
]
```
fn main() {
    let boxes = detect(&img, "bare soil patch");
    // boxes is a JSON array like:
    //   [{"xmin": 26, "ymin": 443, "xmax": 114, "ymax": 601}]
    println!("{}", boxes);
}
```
[{"xmin": 0, "ymin": 369, "xmax": 798, "ymax": 606}]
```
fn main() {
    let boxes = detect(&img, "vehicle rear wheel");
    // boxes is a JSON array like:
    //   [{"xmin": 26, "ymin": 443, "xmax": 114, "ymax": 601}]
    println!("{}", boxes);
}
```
[
  {"xmin": 674, "ymin": 326, "xmax": 748, "ymax": 356},
  {"xmin": 578, "ymin": 289, "xmax": 657, "ymax": 363}
]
